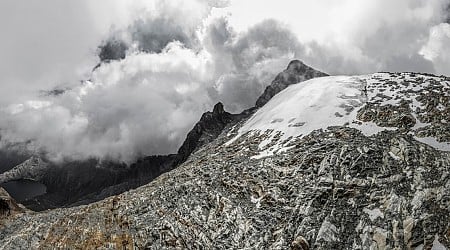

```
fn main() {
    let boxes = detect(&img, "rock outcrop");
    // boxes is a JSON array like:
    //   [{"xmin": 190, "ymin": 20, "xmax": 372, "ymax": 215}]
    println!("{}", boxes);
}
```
[
  {"xmin": 255, "ymin": 60, "xmax": 328, "ymax": 107},
  {"xmin": 0, "ymin": 72, "xmax": 448, "ymax": 249},
  {"xmin": 0, "ymin": 188, "xmax": 24, "ymax": 224},
  {"xmin": 175, "ymin": 102, "xmax": 235, "ymax": 164}
]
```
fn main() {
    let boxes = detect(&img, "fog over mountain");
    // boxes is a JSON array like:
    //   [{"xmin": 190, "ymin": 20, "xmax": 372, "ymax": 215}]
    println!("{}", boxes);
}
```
[{"xmin": 0, "ymin": 0, "xmax": 449, "ymax": 162}]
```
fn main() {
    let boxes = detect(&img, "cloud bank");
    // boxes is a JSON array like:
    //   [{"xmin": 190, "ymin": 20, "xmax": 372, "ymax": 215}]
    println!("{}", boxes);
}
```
[{"xmin": 0, "ymin": 0, "xmax": 449, "ymax": 162}]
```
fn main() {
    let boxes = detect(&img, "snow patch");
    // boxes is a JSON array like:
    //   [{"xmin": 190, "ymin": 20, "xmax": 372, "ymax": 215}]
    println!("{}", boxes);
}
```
[
  {"xmin": 226, "ymin": 73, "xmax": 449, "ymax": 156},
  {"xmin": 227, "ymin": 75, "xmax": 394, "ymax": 153},
  {"xmin": 414, "ymin": 137, "xmax": 450, "ymax": 152},
  {"xmin": 363, "ymin": 208, "xmax": 384, "ymax": 221},
  {"xmin": 431, "ymin": 235, "xmax": 447, "ymax": 250}
]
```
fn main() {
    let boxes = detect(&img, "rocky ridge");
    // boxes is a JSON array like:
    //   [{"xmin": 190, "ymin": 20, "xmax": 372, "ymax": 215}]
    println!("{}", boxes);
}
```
[
  {"xmin": 0, "ymin": 60, "xmax": 321, "ymax": 210},
  {"xmin": 255, "ymin": 60, "xmax": 328, "ymax": 107},
  {"xmin": 0, "ymin": 156, "xmax": 48, "ymax": 184},
  {"xmin": 0, "ymin": 101, "xmax": 238, "ymax": 210},
  {"xmin": 0, "ymin": 71, "xmax": 449, "ymax": 249}
]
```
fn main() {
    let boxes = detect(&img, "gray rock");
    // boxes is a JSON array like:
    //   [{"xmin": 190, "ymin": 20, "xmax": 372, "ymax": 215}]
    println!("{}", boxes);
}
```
[{"xmin": 0, "ymin": 187, "xmax": 25, "ymax": 223}]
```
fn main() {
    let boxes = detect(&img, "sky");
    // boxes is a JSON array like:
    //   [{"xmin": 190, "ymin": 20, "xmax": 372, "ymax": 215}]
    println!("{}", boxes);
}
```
[{"xmin": 0, "ymin": 0, "xmax": 449, "ymax": 162}]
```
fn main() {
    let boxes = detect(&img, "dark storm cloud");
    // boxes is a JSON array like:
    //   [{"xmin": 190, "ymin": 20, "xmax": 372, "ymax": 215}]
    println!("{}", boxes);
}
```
[
  {"xmin": 131, "ymin": 18, "xmax": 197, "ymax": 53},
  {"xmin": 98, "ymin": 40, "xmax": 128, "ymax": 62},
  {"xmin": 99, "ymin": 0, "xmax": 226, "ymax": 57}
]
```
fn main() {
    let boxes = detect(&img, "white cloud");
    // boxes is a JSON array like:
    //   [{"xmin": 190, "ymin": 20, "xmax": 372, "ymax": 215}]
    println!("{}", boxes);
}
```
[
  {"xmin": 1, "ymin": 43, "xmax": 214, "ymax": 162},
  {"xmin": 224, "ymin": 0, "xmax": 449, "ymax": 74},
  {"xmin": 0, "ymin": 1, "xmax": 105, "ymax": 105},
  {"xmin": 420, "ymin": 23, "xmax": 450, "ymax": 75},
  {"xmin": 0, "ymin": 0, "xmax": 449, "ymax": 162}
]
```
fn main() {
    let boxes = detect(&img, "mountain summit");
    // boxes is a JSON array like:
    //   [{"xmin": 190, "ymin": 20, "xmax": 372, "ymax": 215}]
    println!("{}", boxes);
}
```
[{"xmin": 255, "ymin": 60, "xmax": 328, "ymax": 107}]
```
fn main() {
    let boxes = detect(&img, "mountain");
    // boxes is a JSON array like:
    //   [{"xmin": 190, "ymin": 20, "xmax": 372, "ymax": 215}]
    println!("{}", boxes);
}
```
[
  {"xmin": 255, "ymin": 60, "xmax": 328, "ymax": 107},
  {"xmin": 0, "ymin": 147, "xmax": 30, "ymax": 174},
  {"xmin": 0, "ymin": 68, "xmax": 449, "ymax": 249},
  {"xmin": 1, "ymin": 60, "xmax": 323, "ymax": 211},
  {"xmin": 0, "ymin": 101, "xmax": 235, "ymax": 210},
  {"xmin": 98, "ymin": 39, "xmax": 128, "ymax": 62},
  {"xmin": 175, "ymin": 102, "xmax": 236, "ymax": 164},
  {"xmin": 0, "ymin": 101, "xmax": 240, "ymax": 210}
]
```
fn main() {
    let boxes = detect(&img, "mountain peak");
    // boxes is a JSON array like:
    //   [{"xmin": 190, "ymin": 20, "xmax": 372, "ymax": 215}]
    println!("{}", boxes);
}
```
[
  {"xmin": 233, "ymin": 72, "xmax": 450, "ymax": 158},
  {"xmin": 212, "ymin": 102, "xmax": 225, "ymax": 115},
  {"xmin": 255, "ymin": 60, "xmax": 328, "ymax": 107},
  {"xmin": 286, "ymin": 59, "xmax": 306, "ymax": 70},
  {"xmin": 175, "ymin": 101, "xmax": 234, "ymax": 164}
]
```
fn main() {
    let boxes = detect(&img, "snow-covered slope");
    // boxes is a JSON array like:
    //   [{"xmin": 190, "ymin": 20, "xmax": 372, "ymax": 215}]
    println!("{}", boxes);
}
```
[{"xmin": 229, "ymin": 73, "xmax": 450, "ymax": 158}]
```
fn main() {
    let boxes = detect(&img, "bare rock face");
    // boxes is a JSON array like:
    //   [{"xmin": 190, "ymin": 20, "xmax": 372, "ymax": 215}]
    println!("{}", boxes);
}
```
[
  {"xmin": 0, "ymin": 188, "xmax": 24, "ymax": 223},
  {"xmin": 0, "ymin": 72, "xmax": 449, "ymax": 249},
  {"xmin": 176, "ymin": 102, "xmax": 235, "ymax": 164},
  {"xmin": 255, "ymin": 60, "xmax": 328, "ymax": 107}
]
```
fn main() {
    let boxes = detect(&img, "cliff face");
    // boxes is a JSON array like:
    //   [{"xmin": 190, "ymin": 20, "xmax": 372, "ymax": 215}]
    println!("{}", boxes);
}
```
[
  {"xmin": 0, "ymin": 72, "xmax": 449, "ymax": 249},
  {"xmin": 0, "ymin": 187, "xmax": 25, "ymax": 225}
]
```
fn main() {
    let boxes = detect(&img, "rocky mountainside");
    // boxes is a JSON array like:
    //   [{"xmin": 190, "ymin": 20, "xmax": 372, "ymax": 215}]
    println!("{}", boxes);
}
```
[
  {"xmin": 1, "ymin": 60, "xmax": 322, "ymax": 211},
  {"xmin": 0, "ymin": 148, "xmax": 30, "ymax": 174},
  {"xmin": 0, "ymin": 101, "xmax": 240, "ymax": 210},
  {"xmin": 255, "ymin": 60, "xmax": 328, "ymax": 107},
  {"xmin": 0, "ymin": 70, "xmax": 449, "ymax": 249}
]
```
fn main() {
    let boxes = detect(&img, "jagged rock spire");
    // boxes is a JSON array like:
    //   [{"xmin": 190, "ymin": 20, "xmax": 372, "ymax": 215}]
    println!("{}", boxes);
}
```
[{"xmin": 212, "ymin": 102, "xmax": 225, "ymax": 115}]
